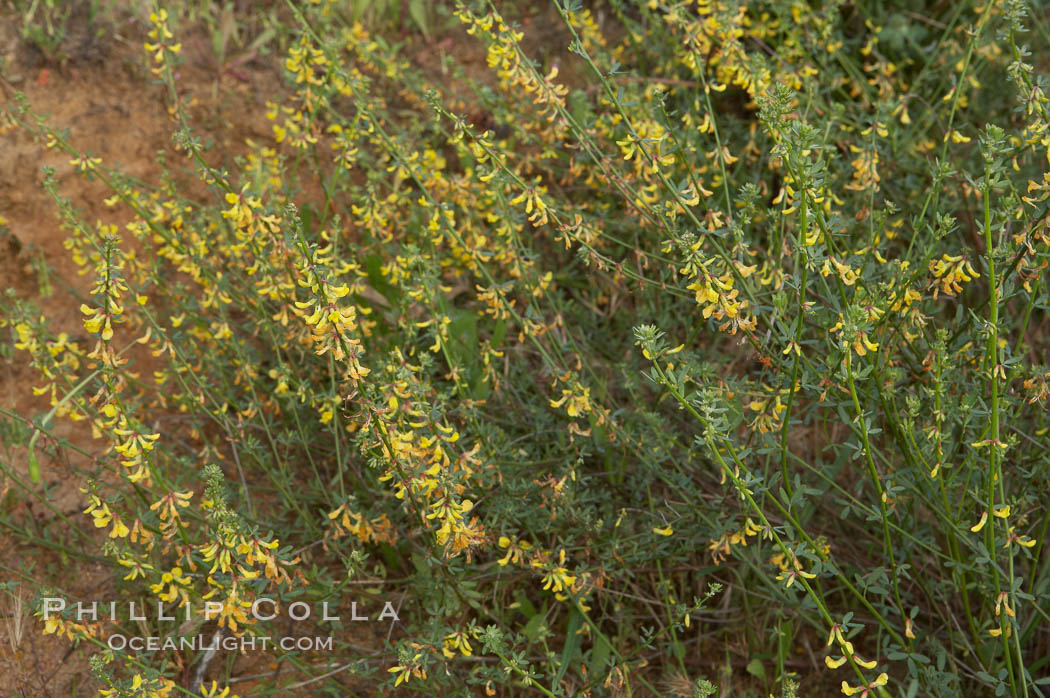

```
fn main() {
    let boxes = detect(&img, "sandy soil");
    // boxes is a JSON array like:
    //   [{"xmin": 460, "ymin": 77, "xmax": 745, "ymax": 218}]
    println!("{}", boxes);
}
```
[{"xmin": 0, "ymin": 7, "xmax": 293, "ymax": 695}]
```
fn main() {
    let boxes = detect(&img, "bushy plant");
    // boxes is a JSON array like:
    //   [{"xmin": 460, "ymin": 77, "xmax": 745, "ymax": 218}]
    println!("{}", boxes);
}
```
[{"xmin": 3, "ymin": 0, "xmax": 1050, "ymax": 695}]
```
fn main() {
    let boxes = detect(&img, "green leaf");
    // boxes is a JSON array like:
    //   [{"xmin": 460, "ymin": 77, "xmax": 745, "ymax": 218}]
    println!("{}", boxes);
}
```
[
  {"xmin": 491, "ymin": 318, "xmax": 507, "ymax": 347},
  {"xmin": 555, "ymin": 608, "xmax": 584, "ymax": 686},
  {"xmin": 746, "ymin": 658, "xmax": 766, "ymax": 681},
  {"xmin": 522, "ymin": 610, "xmax": 546, "ymax": 643},
  {"xmin": 28, "ymin": 447, "xmax": 40, "ymax": 485},
  {"xmin": 407, "ymin": 0, "xmax": 429, "ymax": 39},
  {"xmin": 512, "ymin": 590, "xmax": 537, "ymax": 619},
  {"xmin": 363, "ymin": 253, "xmax": 396, "ymax": 301},
  {"xmin": 588, "ymin": 634, "xmax": 611, "ymax": 680}
]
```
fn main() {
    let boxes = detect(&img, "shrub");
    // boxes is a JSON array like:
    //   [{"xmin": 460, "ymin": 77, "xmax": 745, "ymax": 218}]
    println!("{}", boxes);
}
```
[{"xmin": 3, "ymin": 0, "xmax": 1050, "ymax": 695}]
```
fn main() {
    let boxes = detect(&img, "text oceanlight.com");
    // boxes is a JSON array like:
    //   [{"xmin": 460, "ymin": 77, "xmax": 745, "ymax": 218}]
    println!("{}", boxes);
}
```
[{"xmin": 107, "ymin": 634, "xmax": 335, "ymax": 652}]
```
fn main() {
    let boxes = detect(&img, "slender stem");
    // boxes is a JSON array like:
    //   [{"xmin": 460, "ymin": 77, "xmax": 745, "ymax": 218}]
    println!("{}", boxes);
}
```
[
  {"xmin": 779, "ymin": 186, "xmax": 809, "ymax": 505},
  {"xmin": 845, "ymin": 350, "xmax": 909, "ymax": 637},
  {"xmin": 981, "ymin": 180, "xmax": 1024, "ymax": 698}
]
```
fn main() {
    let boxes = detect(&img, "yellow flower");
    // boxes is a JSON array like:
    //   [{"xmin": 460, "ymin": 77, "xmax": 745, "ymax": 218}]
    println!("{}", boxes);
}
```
[
  {"xmin": 841, "ymin": 672, "xmax": 888, "ymax": 696},
  {"xmin": 388, "ymin": 653, "xmax": 427, "ymax": 686},
  {"xmin": 70, "ymin": 155, "xmax": 102, "ymax": 172},
  {"xmin": 442, "ymin": 629, "xmax": 475, "ymax": 658},
  {"xmin": 200, "ymin": 681, "xmax": 237, "ymax": 698},
  {"xmin": 497, "ymin": 536, "xmax": 532, "ymax": 567},
  {"xmin": 825, "ymin": 655, "xmax": 848, "ymax": 669},
  {"xmin": 929, "ymin": 254, "xmax": 979, "ymax": 299},
  {"xmin": 549, "ymin": 385, "xmax": 591, "ymax": 418},
  {"xmin": 110, "ymin": 517, "xmax": 130, "ymax": 539},
  {"xmin": 994, "ymin": 592, "xmax": 1015, "ymax": 618}
]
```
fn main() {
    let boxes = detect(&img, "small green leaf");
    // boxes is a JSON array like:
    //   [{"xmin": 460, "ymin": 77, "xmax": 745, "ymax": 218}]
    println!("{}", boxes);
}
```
[
  {"xmin": 28, "ymin": 447, "xmax": 40, "ymax": 485},
  {"xmin": 588, "ymin": 634, "xmax": 611, "ymax": 679},
  {"xmin": 556, "ymin": 608, "xmax": 584, "ymax": 685},
  {"xmin": 522, "ymin": 611, "xmax": 546, "ymax": 643},
  {"xmin": 407, "ymin": 0, "xmax": 429, "ymax": 39},
  {"xmin": 512, "ymin": 590, "xmax": 537, "ymax": 619},
  {"xmin": 746, "ymin": 658, "xmax": 766, "ymax": 681}
]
